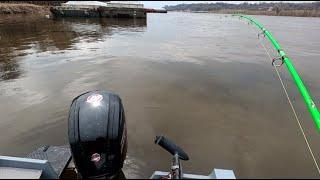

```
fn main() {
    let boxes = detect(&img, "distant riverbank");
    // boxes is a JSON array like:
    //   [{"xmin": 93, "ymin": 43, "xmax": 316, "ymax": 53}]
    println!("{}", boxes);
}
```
[
  {"xmin": 165, "ymin": 2, "xmax": 320, "ymax": 18},
  {"xmin": 169, "ymin": 9, "xmax": 320, "ymax": 17},
  {"xmin": 1, "ymin": 2, "xmax": 319, "ymax": 18},
  {"xmin": 0, "ymin": 3, "xmax": 51, "ymax": 15}
]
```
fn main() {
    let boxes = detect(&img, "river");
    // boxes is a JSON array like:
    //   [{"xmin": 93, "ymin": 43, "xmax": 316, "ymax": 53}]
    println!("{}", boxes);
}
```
[{"xmin": 0, "ymin": 12, "xmax": 320, "ymax": 178}]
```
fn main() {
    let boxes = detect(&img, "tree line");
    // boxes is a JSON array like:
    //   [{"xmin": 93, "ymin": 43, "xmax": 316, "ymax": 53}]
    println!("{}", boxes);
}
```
[{"xmin": 164, "ymin": 2, "xmax": 320, "ymax": 12}]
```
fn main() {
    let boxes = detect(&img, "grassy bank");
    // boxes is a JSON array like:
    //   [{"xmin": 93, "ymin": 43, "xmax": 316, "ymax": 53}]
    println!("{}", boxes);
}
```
[{"xmin": 0, "ymin": 3, "xmax": 51, "ymax": 15}]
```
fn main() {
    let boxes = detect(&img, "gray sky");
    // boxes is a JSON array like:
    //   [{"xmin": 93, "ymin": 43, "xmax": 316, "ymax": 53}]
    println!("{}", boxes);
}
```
[{"xmin": 141, "ymin": 1, "xmax": 314, "ymax": 9}]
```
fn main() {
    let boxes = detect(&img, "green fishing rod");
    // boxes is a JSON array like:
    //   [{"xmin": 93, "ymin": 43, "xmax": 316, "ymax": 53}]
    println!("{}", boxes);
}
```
[{"xmin": 232, "ymin": 14, "xmax": 320, "ymax": 131}]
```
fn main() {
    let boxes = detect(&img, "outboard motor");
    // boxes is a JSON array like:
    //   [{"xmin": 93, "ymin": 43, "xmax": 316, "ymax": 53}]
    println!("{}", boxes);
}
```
[{"xmin": 68, "ymin": 90, "xmax": 127, "ymax": 179}]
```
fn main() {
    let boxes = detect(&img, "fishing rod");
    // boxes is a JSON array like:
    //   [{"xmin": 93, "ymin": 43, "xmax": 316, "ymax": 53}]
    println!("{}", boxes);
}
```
[
  {"xmin": 232, "ymin": 14, "xmax": 320, "ymax": 175},
  {"xmin": 232, "ymin": 14, "xmax": 320, "ymax": 132}
]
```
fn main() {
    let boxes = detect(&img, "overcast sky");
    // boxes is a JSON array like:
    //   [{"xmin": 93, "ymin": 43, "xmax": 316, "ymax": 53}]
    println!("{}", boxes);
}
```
[{"xmin": 141, "ymin": 1, "xmax": 315, "ymax": 9}]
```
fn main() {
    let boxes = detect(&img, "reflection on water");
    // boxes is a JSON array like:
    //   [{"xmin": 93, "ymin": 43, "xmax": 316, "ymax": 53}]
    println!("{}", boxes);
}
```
[
  {"xmin": 0, "ymin": 13, "xmax": 320, "ymax": 178},
  {"xmin": 0, "ymin": 15, "xmax": 146, "ymax": 81}
]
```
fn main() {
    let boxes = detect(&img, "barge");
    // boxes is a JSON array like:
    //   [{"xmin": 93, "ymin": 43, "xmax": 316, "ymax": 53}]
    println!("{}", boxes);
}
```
[
  {"xmin": 144, "ymin": 8, "xmax": 167, "ymax": 13},
  {"xmin": 50, "ymin": 1, "xmax": 147, "ymax": 19}
]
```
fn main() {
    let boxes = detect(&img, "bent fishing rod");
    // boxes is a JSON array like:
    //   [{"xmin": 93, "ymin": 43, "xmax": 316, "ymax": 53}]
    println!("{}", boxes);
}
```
[
  {"xmin": 232, "ymin": 14, "xmax": 320, "ymax": 175},
  {"xmin": 232, "ymin": 14, "xmax": 320, "ymax": 131}
]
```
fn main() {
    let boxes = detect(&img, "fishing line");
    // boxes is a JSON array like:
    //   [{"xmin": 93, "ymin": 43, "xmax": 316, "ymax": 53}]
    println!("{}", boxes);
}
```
[
  {"xmin": 259, "ymin": 35, "xmax": 320, "ymax": 176},
  {"xmin": 244, "ymin": 19, "xmax": 320, "ymax": 176}
]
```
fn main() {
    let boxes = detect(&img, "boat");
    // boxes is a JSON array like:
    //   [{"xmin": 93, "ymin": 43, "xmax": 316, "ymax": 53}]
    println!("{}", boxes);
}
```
[{"xmin": 0, "ymin": 90, "xmax": 236, "ymax": 179}]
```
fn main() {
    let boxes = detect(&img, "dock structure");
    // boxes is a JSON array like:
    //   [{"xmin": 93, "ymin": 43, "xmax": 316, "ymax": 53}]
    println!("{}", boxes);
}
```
[
  {"xmin": 50, "ymin": 1, "xmax": 147, "ymax": 19},
  {"xmin": 98, "ymin": 6, "xmax": 146, "ymax": 18},
  {"xmin": 144, "ymin": 8, "xmax": 167, "ymax": 13}
]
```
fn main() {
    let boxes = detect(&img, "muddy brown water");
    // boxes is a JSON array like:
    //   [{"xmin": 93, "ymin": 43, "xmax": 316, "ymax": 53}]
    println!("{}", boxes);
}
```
[{"xmin": 0, "ymin": 12, "xmax": 320, "ymax": 178}]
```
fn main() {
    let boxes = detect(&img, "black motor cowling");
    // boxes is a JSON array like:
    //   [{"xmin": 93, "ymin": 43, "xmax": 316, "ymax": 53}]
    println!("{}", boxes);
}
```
[{"xmin": 68, "ymin": 90, "xmax": 127, "ymax": 179}]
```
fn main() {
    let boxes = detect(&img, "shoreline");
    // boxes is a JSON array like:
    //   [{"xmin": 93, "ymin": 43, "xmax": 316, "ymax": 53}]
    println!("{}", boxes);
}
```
[
  {"xmin": 1, "ymin": 3, "xmax": 319, "ymax": 18},
  {"xmin": 168, "ymin": 9, "xmax": 320, "ymax": 18},
  {"xmin": 0, "ymin": 3, "xmax": 51, "ymax": 16}
]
